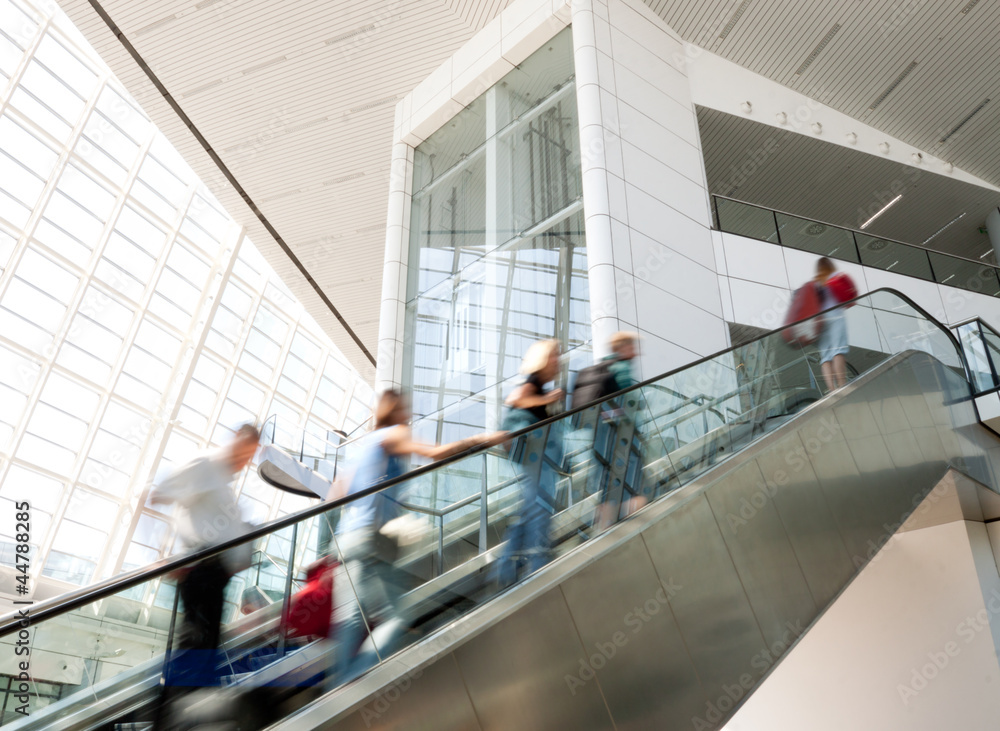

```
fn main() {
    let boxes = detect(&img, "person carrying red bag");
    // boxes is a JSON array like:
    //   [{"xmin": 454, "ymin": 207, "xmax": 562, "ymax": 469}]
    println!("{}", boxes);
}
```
[{"xmin": 814, "ymin": 257, "xmax": 857, "ymax": 391}]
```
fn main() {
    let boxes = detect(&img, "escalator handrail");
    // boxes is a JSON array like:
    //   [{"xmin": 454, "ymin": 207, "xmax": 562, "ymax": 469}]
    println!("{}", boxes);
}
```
[{"xmin": 0, "ymin": 286, "xmax": 970, "ymax": 635}]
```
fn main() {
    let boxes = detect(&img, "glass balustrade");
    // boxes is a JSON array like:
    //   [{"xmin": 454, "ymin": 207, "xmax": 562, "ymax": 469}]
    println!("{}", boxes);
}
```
[{"xmin": 0, "ymin": 288, "xmax": 972, "ymax": 728}]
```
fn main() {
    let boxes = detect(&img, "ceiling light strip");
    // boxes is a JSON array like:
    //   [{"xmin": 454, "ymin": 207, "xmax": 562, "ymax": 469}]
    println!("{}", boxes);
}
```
[
  {"xmin": 860, "ymin": 194, "xmax": 903, "ymax": 229},
  {"xmin": 794, "ymin": 23, "xmax": 842, "ymax": 76},
  {"xmin": 82, "ymin": 0, "xmax": 377, "ymax": 365},
  {"xmin": 922, "ymin": 212, "xmax": 967, "ymax": 245},
  {"xmin": 961, "ymin": 0, "xmax": 983, "ymax": 14},
  {"xmin": 868, "ymin": 61, "xmax": 918, "ymax": 111},
  {"xmin": 938, "ymin": 98, "xmax": 991, "ymax": 144},
  {"xmin": 326, "ymin": 24, "xmax": 377, "ymax": 46},
  {"xmin": 718, "ymin": 0, "xmax": 751, "ymax": 40}
]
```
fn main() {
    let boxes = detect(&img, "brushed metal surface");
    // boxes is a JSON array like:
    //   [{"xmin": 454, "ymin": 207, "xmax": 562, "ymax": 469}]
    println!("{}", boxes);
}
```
[
  {"xmin": 328, "ymin": 653, "xmax": 482, "ymax": 731},
  {"xmin": 753, "ymin": 434, "xmax": 855, "ymax": 609},
  {"xmin": 642, "ymin": 495, "xmax": 769, "ymax": 704},
  {"xmin": 454, "ymin": 587, "xmax": 615, "ymax": 731},
  {"xmin": 559, "ymin": 537, "xmax": 705, "ymax": 731},
  {"xmin": 705, "ymin": 458, "xmax": 817, "ymax": 649},
  {"xmin": 273, "ymin": 352, "xmax": 1000, "ymax": 731},
  {"xmin": 794, "ymin": 413, "xmax": 873, "ymax": 563}
]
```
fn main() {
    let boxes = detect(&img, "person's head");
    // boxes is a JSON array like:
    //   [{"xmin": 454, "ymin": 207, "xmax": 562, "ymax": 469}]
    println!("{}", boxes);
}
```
[
  {"xmin": 520, "ymin": 339, "xmax": 561, "ymax": 382},
  {"xmin": 609, "ymin": 331, "xmax": 639, "ymax": 361},
  {"xmin": 228, "ymin": 423, "xmax": 260, "ymax": 473},
  {"xmin": 815, "ymin": 256, "xmax": 836, "ymax": 282},
  {"xmin": 374, "ymin": 389, "xmax": 410, "ymax": 429}
]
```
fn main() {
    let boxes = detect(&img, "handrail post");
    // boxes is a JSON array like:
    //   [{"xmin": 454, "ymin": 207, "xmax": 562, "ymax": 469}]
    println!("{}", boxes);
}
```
[
  {"xmin": 276, "ymin": 523, "xmax": 298, "ymax": 659},
  {"xmin": 437, "ymin": 515, "xmax": 445, "ymax": 577},
  {"xmin": 772, "ymin": 209, "xmax": 781, "ymax": 245},
  {"xmin": 479, "ymin": 453, "xmax": 488, "ymax": 555}
]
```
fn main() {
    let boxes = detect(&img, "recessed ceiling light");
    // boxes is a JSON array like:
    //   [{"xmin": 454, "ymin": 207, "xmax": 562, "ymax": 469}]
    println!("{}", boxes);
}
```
[
  {"xmin": 861, "ymin": 194, "xmax": 903, "ymax": 229},
  {"xmin": 922, "ymin": 212, "xmax": 967, "ymax": 244}
]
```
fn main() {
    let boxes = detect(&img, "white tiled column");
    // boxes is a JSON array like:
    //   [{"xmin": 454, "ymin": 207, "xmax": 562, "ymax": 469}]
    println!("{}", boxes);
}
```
[
  {"xmin": 375, "ymin": 140, "xmax": 413, "ymax": 392},
  {"xmin": 572, "ymin": 0, "xmax": 728, "ymax": 378}
]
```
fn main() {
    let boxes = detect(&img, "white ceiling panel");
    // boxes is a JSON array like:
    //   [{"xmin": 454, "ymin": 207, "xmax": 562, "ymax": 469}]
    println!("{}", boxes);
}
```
[{"xmin": 52, "ymin": 0, "xmax": 1000, "ymax": 378}]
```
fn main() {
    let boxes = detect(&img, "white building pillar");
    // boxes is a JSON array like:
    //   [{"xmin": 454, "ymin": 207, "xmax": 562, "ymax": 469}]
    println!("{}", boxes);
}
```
[
  {"xmin": 375, "ymin": 141, "xmax": 413, "ymax": 392},
  {"xmin": 571, "ymin": 0, "xmax": 727, "ymax": 378}
]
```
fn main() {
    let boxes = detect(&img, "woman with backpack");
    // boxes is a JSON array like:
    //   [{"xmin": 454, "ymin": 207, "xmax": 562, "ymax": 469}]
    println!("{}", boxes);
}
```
[
  {"xmin": 495, "ymin": 339, "xmax": 565, "ymax": 588},
  {"xmin": 814, "ymin": 256, "xmax": 856, "ymax": 392}
]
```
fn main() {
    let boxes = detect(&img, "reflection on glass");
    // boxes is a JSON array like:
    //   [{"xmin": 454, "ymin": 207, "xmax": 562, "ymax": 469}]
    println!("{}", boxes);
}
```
[
  {"xmin": 775, "ymin": 212, "xmax": 858, "ymax": 262},
  {"xmin": 404, "ymin": 28, "xmax": 584, "ymax": 432},
  {"xmin": 929, "ymin": 252, "xmax": 1000, "ymax": 296},
  {"xmin": 856, "ymin": 234, "xmax": 933, "ymax": 280},
  {"xmin": 715, "ymin": 198, "xmax": 779, "ymax": 243}
]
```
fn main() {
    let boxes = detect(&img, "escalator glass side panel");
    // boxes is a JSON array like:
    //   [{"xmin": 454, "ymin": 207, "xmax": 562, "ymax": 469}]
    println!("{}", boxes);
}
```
[{"xmin": 0, "ymin": 289, "xmax": 972, "ymax": 728}]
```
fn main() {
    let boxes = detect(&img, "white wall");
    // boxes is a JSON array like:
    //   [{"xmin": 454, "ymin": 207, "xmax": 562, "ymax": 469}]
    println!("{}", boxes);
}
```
[
  {"xmin": 723, "ymin": 518, "xmax": 1000, "ymax": 731},
  {"xmin": 717, "ymin": 231, "xmax": 1000, "ymax": 334},
  {"xmin": 570, "ymin": 0, "xmax": 728, "ymax": 378}
]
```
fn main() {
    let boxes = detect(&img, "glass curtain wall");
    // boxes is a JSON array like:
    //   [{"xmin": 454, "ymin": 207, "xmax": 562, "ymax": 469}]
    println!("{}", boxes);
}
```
[
  {"xmin": 0, "ymin": 0, "xmax": 373, "ymax": 598},
  {"xmin": 405, "ymin": 27, "xmax": 590, "ymax": 438}
]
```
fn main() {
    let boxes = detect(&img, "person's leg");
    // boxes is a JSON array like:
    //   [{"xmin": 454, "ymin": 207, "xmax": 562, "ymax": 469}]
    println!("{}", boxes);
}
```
[
  {"xmin": 833, "ymin": 353, "xmax": 849, "ymax": 389},
  {"xmin": 820, "ymin": 360, "xmax": 836, "ymax": 392}
]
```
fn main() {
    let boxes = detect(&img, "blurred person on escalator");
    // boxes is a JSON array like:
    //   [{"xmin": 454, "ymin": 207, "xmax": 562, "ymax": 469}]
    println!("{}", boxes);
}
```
[
  {"xmin": 150, "ymin": 423, "xmax": 260, "ymax": 724},
  {"xmin": 327, "ymin": 390, "xmax": 495, "ymax": 686},
  {"xmin": 495, "ymin": 338, "xmax": 566, "ymax": 588}
]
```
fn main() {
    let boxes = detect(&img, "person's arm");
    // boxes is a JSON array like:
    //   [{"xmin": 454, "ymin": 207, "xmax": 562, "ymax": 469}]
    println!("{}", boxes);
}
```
[
  {"xmin": 383, "ymin": 425, "xmax": 496, "ymax": 462},
  {"xmin": 506, "ymin": 381, "xmax": 564, "ymax": 410}
]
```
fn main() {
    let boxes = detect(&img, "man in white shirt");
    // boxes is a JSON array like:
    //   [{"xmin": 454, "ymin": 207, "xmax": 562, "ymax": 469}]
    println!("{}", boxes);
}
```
[{"xmin": 151, "ymin": 424, "xmax": 259, "ymax": 692}]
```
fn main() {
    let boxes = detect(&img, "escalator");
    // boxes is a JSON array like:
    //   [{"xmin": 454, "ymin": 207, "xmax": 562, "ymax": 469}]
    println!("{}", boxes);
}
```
[{"xmin": 3, "ymin": 288, "xmax": 999, "ymax": 730}]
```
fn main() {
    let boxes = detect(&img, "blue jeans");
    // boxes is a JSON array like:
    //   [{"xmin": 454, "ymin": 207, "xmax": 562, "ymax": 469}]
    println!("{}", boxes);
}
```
[
  {"xmin": 328, "ymin": 530, "xmax": 404, "ymax": 687},
  {"xmin": 496, "ymin": 459, "xmax": 554, "ymax": 588}
]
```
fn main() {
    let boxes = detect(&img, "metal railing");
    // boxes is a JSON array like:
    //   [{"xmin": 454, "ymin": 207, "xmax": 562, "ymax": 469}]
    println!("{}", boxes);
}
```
[{"xmin": 713, "ymin": 195, "xmax": 1000, "ymax": 298}]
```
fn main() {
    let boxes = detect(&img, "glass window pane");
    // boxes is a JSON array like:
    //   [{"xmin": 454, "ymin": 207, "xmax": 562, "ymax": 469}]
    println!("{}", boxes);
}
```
[
  {"xmin": 193, "ymin": 354, "xmax": 226, "ymax": 390},
  {"xmin": 17, "ymin": 432, "xmax": 77, "ymax": 475},
  {"xmin": 55, "ymin": 342, "xmax": 112, "ymax": 385},
  {"xmin": 42, "ymin": 550, "xmax": 95, "ymax": 584},
  {"xmin": 138, "ymin": 155, "xmax": 187, "ymax": 207},
  {"xmin": 16, "ymin": 247, "xmax": 79, "ymax": 305},
  {"xmin": 66, "ymin": 488, "xmax": 117, "ymax": 532},
  {"xmin": 19, "ymin": 60, "xmax": 86, "ymax": 124},
  {"xmin": 220, "ymin": 282, "xmax": 253, "ymax": 317},
  {"xmin": 134, "ymin": 319, "xmax": 181, "ymax": 364},
  {"xmin": 80, "ymin": 109, "xmax": 139, "ymax": 168},
  {"xmin": 64, "ymin": 314, "xmax": 123, "ymax": 362},
  {"xmin": 39, "ymin": 371, "xmax": 100, "ymax": 420},
  {"xmin": 51, "ymin": 520, "xmax": 105, "ymax": 561},
  {"xmin": 1, "ymin": 465, "xmax": 63, "ymax": 513},
  {"xmin": 856, "ymin": 235, "xmax": 933, "ymax": 280},
  {"xmin": 147, "ymin": 292, "xmax": 193, "ymax": 332},
  {"xmin": 95, "ymin": 85, "xmax": 150, "ymax": 143},
  {"xmin": 33, "ymin": 218, "xmax": 92, "ymax": 266},
  {"xmin": 2, "ymin": 278, "xmax": 66, "ymax": 332},
  {"xmin": 774, "ymin": 212, "xmax": 859, "ymax": 263},
  {"xmin": 0, "ymin": 150, "xmax": 46, "ymax": 208},
  {"xmin": 0, "ymin": 114, "xmax": 59, "ymax": 178},
  {"xmin": 34, "ymin": 35, "xmax": 97, "ymax": 99},
  {"xmin": 43, "ymin": 191, "xmax": 105, "ymax": 248},
  {"xmin": 9, "ymin": 87, "xmax": 72, "ymax": 143},
  {"xmin": 114, "ymin": 205, "xmax": 167, "ymax": 254},
  {"xmin": 79, "ymin": 458, "xmax": 131, "ymax": 497}
]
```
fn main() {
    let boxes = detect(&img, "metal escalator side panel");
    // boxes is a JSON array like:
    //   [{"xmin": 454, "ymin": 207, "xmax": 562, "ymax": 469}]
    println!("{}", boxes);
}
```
[{"xmin": 272, "ymin": 351, "xmax": 999, "ymax": 730}]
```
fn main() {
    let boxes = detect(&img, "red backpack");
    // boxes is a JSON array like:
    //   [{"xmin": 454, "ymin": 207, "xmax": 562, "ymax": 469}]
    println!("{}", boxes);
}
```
[
  {"xmin": 286, "ymin": 558, "xmax": 336, "ymax": 638},
  {"xmin": 782, "ymin": 282, "xmax": 824, "ymax": 346},
  {"xmin": 826, "ymin": 272, "xmax": 858, "ymax": 305}
]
